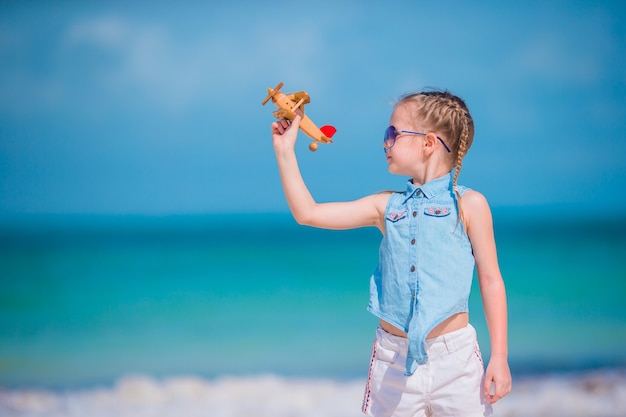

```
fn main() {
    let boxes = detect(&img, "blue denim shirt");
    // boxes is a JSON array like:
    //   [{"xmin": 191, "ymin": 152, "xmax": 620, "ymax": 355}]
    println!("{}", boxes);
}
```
[{"xmin": 368, "ymin": 171, "xmax": 475, "ymax": 375}]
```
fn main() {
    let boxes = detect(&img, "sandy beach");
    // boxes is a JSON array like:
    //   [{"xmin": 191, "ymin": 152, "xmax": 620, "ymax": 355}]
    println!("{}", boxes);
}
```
[{"xmin": 1, "ymin": 369, "xmax": 625, "ymax": 417}]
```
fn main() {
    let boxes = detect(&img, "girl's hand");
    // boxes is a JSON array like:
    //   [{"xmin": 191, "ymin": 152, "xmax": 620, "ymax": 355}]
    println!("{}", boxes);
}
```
[
  {"xmin": 272, "ymin": 112, "xmax": 302, "ymax": 155},
  {"xmin": 484, "ymin": 356, "xmax": 512, "ymax": 404}
]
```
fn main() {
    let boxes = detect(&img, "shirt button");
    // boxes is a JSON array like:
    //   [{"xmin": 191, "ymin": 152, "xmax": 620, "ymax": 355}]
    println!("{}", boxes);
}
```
[
  {"xmin": 412, "ymin": 211, "xmax": 417, "ymax": 217},
  {"xmin": 411, "ymin": 238, "xmax": 416, "ymax": 245},
  {"xmin": 417, "ymin": 190, "xmax": 422, "ymax": 196},
  {"xmin": 410, "ymin": 265, "xmax": 416, "ymax": 272}
]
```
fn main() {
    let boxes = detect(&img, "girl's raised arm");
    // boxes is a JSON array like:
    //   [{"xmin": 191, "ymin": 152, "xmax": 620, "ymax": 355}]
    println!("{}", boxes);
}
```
[{"xmin": 272, "ymin": 114, "xmax": 387, "ymax": 232}]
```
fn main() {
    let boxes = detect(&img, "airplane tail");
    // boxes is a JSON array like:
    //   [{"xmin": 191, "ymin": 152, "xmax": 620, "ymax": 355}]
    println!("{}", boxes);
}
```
[{"xmin": 320, "ymin": 125, "xmax": 337, "ymax": 139}]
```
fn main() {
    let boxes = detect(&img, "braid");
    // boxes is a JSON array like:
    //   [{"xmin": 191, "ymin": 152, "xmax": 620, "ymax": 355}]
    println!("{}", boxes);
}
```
[
  {"xmin": 453, "ymin": 108, "xmax": 470, "ymax": 229},
  {"xmin": 398, "ymin": 89, "xmax": 475, "ymax": 231}
]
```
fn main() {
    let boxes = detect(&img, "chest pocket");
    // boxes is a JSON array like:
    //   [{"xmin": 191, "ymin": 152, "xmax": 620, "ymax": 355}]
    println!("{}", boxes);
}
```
[
  {"xmin": 424, "ymin": 206, "xmax": 452, "ymax": 217},
  {"xmin": 386, "ymin": 210, "xmax": 407, "ymax": 222}
]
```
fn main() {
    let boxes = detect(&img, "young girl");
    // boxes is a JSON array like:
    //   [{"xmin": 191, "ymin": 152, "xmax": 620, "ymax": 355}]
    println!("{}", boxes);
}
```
[{"xmin": 271, "ymin": 89, "xmax": 511, "ymax": 416}]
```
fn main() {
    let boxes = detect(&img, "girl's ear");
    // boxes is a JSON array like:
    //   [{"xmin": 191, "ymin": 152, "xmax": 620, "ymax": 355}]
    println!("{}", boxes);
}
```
[{"xmin": 423, "ymin": 132, "xmax": 437, "ymax": 155}]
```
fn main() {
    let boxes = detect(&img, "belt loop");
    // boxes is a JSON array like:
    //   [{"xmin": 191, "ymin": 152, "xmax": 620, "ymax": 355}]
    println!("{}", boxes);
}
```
[
  {"xmin": 443, "ymin": 332, "xmax": 453, "ymax": 353},
  {"xmin": 443, "ymin": 329, "xmax": 460, "ymax": 353},
  {"xmin": 443, "ymin": 324, "xmax": 472, "ymax": 353}
]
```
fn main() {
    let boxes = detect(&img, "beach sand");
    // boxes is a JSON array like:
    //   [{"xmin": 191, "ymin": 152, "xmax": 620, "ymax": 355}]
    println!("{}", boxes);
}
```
[{"xmin": 1, "ymin": 369, "xmax": 625, "ymax": 417}]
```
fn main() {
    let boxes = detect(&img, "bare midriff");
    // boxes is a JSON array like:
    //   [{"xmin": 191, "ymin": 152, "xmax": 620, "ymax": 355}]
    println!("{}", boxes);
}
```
[{"xmin": 380, "ymin": 312, "xmax": 469, "ymax": 339}]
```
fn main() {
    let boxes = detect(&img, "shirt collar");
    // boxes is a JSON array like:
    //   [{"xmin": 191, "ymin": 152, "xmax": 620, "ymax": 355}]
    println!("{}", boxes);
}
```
[{"xmin": 403, "ymin": 171, "xmax": 454, "ymax": 202}]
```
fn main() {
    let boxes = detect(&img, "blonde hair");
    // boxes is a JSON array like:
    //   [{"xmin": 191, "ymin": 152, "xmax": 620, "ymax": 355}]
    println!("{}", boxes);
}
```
[{"xmin": 397, "ymin": 90, "xmax": 475, "ymax": 229}]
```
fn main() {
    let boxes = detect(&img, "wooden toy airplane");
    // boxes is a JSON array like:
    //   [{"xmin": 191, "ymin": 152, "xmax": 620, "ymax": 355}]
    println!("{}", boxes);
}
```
[{"xmin": 262, "ymin": 82, "xmax": 336, "ymax": 151}]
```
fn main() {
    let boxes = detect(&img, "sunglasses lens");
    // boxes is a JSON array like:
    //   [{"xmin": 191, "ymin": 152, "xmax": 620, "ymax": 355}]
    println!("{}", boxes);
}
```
[{"xmin": 383, "ymin": 126, "xmax": 396, "ymax": 148}]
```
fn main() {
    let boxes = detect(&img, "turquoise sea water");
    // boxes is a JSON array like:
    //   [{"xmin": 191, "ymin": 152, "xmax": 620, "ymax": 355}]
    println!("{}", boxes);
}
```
[{"xmin": 1, "ymin": 213, "xmax": 625, "ymax": 389}]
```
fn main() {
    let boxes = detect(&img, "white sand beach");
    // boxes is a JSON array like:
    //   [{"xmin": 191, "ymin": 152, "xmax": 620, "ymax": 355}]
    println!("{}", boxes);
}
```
[{"xmin": 1, "ymin": 369, "xmax": 625, "ymax": 417}]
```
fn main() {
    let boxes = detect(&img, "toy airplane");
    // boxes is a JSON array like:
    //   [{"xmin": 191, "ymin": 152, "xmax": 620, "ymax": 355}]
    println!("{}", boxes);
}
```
[{"xmin": 262, "ymin": 82, "xmax": 336, "ymax": 151}]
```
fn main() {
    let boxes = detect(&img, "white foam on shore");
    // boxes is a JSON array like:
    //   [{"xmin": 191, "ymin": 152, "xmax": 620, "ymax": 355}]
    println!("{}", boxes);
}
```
[{"xmin": 1, "ymin": 370, "xmax": 625, "ymax": 417}]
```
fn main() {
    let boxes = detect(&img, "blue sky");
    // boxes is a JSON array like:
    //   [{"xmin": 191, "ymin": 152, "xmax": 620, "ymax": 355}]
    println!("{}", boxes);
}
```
[{"xmin": 1, "ymin": 1, "xmax": 625, "ymax": 216}]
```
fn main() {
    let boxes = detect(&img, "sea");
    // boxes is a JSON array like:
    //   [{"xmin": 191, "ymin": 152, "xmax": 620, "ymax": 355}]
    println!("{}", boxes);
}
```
[{"xmin": 0, "ymin": 212, "xmax": 625, "ymax": 417}]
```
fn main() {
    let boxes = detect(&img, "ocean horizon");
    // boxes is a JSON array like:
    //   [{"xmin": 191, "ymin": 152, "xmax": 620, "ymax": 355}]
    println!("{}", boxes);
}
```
[{"xmin": 1, "ymin": 211, "xmax": 625, "ymax": 416}]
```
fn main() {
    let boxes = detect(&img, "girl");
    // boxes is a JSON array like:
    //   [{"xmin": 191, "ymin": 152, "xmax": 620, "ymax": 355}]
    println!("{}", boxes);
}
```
[{"xmin": 271, "ymin": 89, "xmax": 511, "ymax": 416}]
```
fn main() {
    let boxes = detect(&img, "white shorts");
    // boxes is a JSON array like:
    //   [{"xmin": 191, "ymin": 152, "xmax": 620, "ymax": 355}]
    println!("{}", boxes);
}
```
[{"xmin": 362, "ymin": 324, "xmax": 492, "ymax": 417}]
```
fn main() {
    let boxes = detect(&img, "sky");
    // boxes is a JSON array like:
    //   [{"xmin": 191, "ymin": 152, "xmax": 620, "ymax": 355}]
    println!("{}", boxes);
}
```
[{"xmin": 1, "ymin": 1, "xmax": 625, "ymax": 217}]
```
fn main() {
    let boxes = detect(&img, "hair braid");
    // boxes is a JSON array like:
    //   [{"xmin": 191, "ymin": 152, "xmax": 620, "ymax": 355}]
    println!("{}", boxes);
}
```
[
  {"xmin": 398, "ymin": 89, "xmax": 475, "ymax": 230},
  {"xmin": 452, "ymin": 106, "xmax": 470, "ymax": 229}
]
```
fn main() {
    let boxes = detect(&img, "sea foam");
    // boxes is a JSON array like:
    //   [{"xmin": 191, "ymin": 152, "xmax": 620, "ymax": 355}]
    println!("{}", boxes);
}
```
[{"xmin": 1, "ymin": 369, "xmax": 625, "ymax": 417}]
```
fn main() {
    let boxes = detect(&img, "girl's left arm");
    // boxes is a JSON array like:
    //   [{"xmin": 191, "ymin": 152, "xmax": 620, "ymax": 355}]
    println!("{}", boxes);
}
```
[{"xmin": 463, "ymin": 190, "xmax": 512, "ymax": 405}]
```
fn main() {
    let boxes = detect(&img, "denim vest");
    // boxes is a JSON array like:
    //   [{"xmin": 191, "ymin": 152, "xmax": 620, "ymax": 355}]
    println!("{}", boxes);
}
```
[{"xmin": 367, "ymin": 171, "xmax": 475, "ymax": 375}]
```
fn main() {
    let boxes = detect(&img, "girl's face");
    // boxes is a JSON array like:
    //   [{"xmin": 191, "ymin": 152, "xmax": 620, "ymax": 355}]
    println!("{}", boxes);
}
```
[{"xmin": 384, "ymin": 104, "xmax": 425, "ymax": 176}]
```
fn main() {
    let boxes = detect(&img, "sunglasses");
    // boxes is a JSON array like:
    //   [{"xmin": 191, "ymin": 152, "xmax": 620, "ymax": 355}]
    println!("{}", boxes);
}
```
[{"xmin": 383, "ymin": 126, "xmax": 451, "ymax": 153}]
